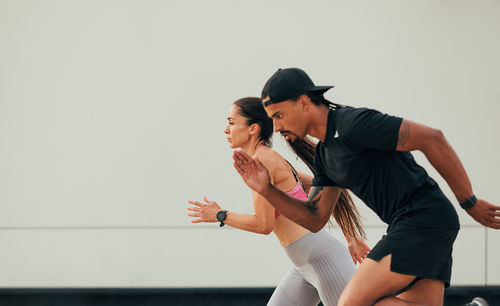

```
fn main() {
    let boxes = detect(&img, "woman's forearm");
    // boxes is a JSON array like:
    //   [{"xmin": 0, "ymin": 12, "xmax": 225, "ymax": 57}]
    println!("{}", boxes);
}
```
[{"xmin": 223, "ymin": 212, "xmax": 274, "ymax": 235}]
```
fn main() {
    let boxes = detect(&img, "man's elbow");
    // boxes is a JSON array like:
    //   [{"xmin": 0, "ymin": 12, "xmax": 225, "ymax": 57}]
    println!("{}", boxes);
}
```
[
  {"xmin": 421, "ymin": 128, "xmax": 447, "ymax": 152},
  {"xmin": 308, "ymin": 224, "xmax": 322, "ymax": 233},
  {"xmin": 301, "ymin": 216, "xmax": 326, "ymax": 233},
  {"xmin": 430, "ymin": 128, "xmax": 445, "ymax": 142}
]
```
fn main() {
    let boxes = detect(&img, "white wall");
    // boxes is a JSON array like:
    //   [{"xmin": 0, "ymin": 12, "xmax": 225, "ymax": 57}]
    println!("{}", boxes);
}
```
[{"xmin": 0, "ymin": 0, "xmax": 499, "ymax": 287}]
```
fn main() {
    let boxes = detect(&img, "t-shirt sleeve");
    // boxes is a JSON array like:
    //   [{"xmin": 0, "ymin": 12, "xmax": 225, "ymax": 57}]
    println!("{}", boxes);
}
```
[
  {"xmin": 311, "ymin": 143, "xmax": 336, "ymax": 187},
  {"xmin": 339, "ymin": 108, "xmax": 403, "ymax": 151}
]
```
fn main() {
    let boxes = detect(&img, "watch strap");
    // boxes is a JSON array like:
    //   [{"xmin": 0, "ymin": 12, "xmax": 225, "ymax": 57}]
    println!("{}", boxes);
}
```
[
  {"xmin": 216, "ymin": 210, "xmax": 227, "ymax": 227},
  {"xmin": 459, "ymin": 195, "xmax": 477, "ymax": 210}
]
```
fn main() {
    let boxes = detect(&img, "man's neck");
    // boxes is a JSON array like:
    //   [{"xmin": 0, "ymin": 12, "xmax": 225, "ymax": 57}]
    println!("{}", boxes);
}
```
[{"xmin": 307, "ymin": 105, "xmax": 330, "ymax": 142}]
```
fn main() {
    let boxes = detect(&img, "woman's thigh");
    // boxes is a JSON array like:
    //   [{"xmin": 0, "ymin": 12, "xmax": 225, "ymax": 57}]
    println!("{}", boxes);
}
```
[
  {"xmin": 267, "ymin": 267, "xmax": 320, "ymax": 306},
  {"xmin": 304, "ymin": 243, "xmax": 356, "ymax": 306}
]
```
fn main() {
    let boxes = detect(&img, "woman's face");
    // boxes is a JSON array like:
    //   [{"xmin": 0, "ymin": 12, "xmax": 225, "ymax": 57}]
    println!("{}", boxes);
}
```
[{"xmin": 224, "ymin": 105, "xmax": 251, "ymax": 149}]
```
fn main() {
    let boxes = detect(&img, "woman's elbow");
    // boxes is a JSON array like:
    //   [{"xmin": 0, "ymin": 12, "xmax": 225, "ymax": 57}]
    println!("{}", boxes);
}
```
[
  {"xmin": 258, "ymin": 224, "xmax": 274, "ymax": 235},
  {"xmin": 261, "ymin": 228, "xmax": 273, "ymax": 235}
]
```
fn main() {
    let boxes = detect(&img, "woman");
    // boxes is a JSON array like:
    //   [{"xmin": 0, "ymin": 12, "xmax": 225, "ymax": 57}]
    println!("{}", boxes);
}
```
[{"xmin": 187, "ymin": 97, "xmax": 369, "ymax": 306}]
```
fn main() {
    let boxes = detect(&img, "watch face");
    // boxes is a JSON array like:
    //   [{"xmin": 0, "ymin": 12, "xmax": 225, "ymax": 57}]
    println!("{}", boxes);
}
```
[{"xmin": 216, "ymin": 210, "xmax": 226, "ymax": 222}]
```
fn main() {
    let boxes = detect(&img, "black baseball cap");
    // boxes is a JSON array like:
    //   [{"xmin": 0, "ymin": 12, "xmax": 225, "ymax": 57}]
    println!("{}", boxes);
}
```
[{"xmin": 261, "ymin": 68, "xmax": 333, "ymax": 107}]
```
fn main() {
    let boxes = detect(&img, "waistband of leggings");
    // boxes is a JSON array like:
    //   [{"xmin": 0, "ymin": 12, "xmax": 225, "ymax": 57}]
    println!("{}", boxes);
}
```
[{"xmin": 283, "ymin": 228, "xmax": 340, "ymax": 266}]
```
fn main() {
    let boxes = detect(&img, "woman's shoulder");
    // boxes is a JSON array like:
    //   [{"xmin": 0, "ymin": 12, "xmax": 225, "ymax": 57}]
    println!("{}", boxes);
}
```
[{"xmin": 255, "ymin": 148, "xmax": 288, "ymax": 173}]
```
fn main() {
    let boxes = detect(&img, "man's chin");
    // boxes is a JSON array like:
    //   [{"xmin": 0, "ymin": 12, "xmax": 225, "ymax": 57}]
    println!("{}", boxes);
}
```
[
  {"xmin": 281, "ymin": 132, "xmax": 303, "ymax": 142},
  {"xmin": 286, "ymin": 134, "xmax": 302, "ymax": 143}
]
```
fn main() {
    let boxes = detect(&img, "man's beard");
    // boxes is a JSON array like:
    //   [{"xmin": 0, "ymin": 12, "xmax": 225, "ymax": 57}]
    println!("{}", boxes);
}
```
[{"xmin": 280, "ymin": 131, "xmax": 301, "ymax": 142}]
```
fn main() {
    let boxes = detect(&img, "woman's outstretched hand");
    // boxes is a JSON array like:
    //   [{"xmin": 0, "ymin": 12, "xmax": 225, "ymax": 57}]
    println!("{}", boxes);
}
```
[
  {"xmin": 233, "ymin": 150, "xmax": 271, "ymax": 194},
  {"xmin": 187, "ymin": 197, "xmax": 221, "ymax": 223},
  {"xmin": 347, "ymin": 236, "xmax": 371, "ymax": 265}
]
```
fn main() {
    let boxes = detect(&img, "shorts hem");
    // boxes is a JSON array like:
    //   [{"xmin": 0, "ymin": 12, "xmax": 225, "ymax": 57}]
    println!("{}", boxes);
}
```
[
  {"xmin": 390, "ymin": 265, "xmax": 450, "ymax": 288},
  {"xmin": 366, "ymin": 253, "xmax": 451, "ymax": 288}
]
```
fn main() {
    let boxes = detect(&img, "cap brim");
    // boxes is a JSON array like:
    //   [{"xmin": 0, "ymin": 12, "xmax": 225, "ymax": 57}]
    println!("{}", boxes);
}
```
[
  {"xmin": 262, "ymin": 98, "xmax": 277, "ymax": 107},
  {"xmin": 307, "ymin": 85, "xmax": 334, "ymax": 94},
  {"xmin": 262, "ymin": 85, "xmax": 334, "ymax": 107}
]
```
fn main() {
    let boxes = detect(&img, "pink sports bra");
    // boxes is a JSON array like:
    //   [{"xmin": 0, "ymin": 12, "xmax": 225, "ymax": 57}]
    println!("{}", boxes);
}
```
[
  {"xmin": 275, "ymin": 175, "xmax": 308, "ymax": 218},
  {"xmin": 255, "ymin": 146, "xmax": 307, "ymax": 218}
]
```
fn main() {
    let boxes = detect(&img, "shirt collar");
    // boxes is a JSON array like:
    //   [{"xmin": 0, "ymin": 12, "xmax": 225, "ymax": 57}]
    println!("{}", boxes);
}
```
[{"xmin": 323, "ymin": 108, "xmax": 337, "ymax": 143}]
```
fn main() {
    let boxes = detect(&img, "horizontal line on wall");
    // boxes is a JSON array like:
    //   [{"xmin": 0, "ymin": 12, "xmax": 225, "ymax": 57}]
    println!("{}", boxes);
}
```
[
  {"xmin": 0, "ymin": 225, "xmax": 214, "ymax": 230},
  {"xmin": 0, "ymin": 224, "xmax": 481, "ymax": 231}
]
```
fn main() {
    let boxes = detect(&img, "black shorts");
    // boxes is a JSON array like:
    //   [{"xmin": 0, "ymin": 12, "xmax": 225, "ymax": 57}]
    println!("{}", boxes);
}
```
[{"xmin": 366, "ymin": 184, "xmax": 460, "ymax": 287}]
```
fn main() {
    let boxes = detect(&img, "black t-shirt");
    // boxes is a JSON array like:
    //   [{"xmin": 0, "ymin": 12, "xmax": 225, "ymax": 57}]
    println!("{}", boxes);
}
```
[{"xmin": 312, "ymin": 107, "xmax": 437, "ymax": 224}]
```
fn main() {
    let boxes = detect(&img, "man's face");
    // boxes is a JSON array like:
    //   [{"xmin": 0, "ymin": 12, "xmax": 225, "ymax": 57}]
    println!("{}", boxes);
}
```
[{"xmin": 262, "ymin": 96, "xmax": 308, "ymax": 142}]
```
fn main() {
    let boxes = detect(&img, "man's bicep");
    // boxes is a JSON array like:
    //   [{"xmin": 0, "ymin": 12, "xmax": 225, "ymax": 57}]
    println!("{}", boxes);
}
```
[{"xmin": 396, "ymin": 119, "xmax": 442, "ymax": 152}]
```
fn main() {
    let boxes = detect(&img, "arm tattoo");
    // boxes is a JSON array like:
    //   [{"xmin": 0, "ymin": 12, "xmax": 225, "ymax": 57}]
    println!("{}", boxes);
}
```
[
  {"xmin": 306, "ymin": 186, "xmax": 324, "ymax": 212},
  {"xmin": 397, "ymin": 120, "xmax": 410, "ymax": 149}
]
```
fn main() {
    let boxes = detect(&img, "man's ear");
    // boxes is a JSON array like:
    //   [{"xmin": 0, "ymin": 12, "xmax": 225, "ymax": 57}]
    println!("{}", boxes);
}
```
[{"xmin": 298, "ymin": 94, "xmax": 311, "ymax": 112}]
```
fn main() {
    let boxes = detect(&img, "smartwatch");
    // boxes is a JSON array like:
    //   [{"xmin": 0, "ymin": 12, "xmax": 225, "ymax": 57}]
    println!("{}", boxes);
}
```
[
  {"xmin": 216, "ymin": 210, "xmax": 228, "ymax": 227},
  {"xmin": 459, "ymin": 195, "xmax": 477, "ymax": 210}
]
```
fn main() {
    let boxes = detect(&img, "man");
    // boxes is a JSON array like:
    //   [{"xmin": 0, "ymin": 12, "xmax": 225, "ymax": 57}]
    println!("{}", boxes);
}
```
[{"xmin": 232, "ymin": 68, "xmax": 499, "ymax": 305}]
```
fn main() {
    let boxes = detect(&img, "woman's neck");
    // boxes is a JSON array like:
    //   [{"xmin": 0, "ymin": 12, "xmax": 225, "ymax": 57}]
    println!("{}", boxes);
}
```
[{"xmin": 240, "ymin": 139, "xmax": 266, "ymax": 157}]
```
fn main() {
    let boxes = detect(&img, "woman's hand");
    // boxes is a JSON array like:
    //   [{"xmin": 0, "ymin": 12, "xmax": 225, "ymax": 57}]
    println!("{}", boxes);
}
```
[
  {"xmin": 187, "ymin": 197, "xmax": 222, "ymax": 223},
  {"xmin": 347, "ymin": 236, "xmax": 371, "ymax": 264}
]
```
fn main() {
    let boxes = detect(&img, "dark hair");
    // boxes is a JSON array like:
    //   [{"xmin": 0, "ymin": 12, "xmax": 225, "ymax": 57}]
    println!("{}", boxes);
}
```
[
  {"xmin": 293, "ymin": 92, "xmax": 345, "ymax": 109},
  {"xmin": 233, "ymin": 97, "xmax": 274, "ymax": 147},
  {"xmin": 286, "ymin": 96, "xmax": 366, "ymax": 239}
]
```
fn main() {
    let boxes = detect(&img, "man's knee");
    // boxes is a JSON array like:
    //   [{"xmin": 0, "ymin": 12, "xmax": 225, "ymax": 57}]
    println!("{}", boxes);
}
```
[{"xmin": 338, "ymin": 290, "xmax": 373, "ymax": 306}]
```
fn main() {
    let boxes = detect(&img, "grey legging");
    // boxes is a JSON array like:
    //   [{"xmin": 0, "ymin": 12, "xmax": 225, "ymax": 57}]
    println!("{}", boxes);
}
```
[{"xmin": 267, "ymin": 229, "xmax": 355, "ymax": 306}]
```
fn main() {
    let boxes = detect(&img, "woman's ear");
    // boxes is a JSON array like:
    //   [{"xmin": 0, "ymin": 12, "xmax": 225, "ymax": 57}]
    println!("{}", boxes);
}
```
[{"xmin": 248, "ymin": 123, "xmax": 260, "ymax": 136}]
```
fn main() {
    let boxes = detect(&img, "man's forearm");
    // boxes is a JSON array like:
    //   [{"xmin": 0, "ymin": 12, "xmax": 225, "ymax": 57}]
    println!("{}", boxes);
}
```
[
  {"xmin": 423, "ymin": 133, "xmax": 473, "ymax": 202},
  {"xmin": 260, "ymin": 184, "xmax": 327, "ymax": 232}
]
